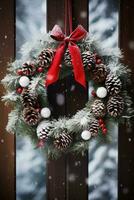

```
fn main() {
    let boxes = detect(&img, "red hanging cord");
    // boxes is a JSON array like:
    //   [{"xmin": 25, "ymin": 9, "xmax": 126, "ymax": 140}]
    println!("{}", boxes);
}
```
[
  {"xmin": 64, "ymin": 0, "xmax": 73, "ymax": 35},
  {"xmin": 64, "ymin": 0, "xmax": 68, "ymax": 35},
  {"xmin": 68, "ymin": 0, "xmax": 73, "ymax": 34}
]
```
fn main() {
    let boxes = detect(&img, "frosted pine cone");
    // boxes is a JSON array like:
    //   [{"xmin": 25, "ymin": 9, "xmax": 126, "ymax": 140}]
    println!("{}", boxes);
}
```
[
  {"xmin": 54, "ymin": 130, "xmax": 72, "ymax": 150},
  {"xmin": 22, "ymin": 62, "xmax": 35, "ymax": 76},
  {"xmin": 89, "ymin": 120, "xmax": 99, "ymax": 136},
  {"xmin": 91, "ymin": 99, "xmax": 106, "ymax": 118},
  {"xmin": 82, "ymin": 51, "xmax": 96, "ymax": 69},
  {"xmin": 23, "ymin": 107, "xmax": 41, "ymax": 126},
  {"xmin": 107, "ymin": 95, "xmax": 124, "ymax": 117},
  {"xmin": 38, "ymin": 48, "xmax": 55, "ymax": 68},
  {"xmin": 105, "ymin": 74, "xmax": 122, "ymax": 95},
  {"xmin": 37, "ymin": 126, "xmax": 52, "ymax": 140},
  {"xmin": 64, "ymin": 49, "xmax": 72, "ymax": 66},
  {"xmin": 91, "ymin": 64, "xmax": 107, "ymax": 83},
  {"xmin": 21, "ymin": 89, "xmax": 37, "ymax": 108}
]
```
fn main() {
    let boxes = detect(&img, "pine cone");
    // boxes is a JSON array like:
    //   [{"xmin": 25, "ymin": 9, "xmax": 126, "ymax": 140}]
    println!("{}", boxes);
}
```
[
  {"xmin": 107, "ymin": 95, "xmax": 124, "ymax": 117},
  {"xmin": 38, "ymin": 48, "xmax": 55, "ymax": 68},
  {"xmin": 21, "ymin": 89, "xmax": 37, "ymax": 108},
  {"xmin": 54, "ymin": 130, "xmax": 72, "ymax": 150},
  {"xmin": 38, "ymin": 126, "xmax": 52, "ymax": 140},
  {"xmin": 22, "ymin": 62, "xmax": 35, "ymax": 76},
  {"xmin": 82, "ymin": 51, "xmax": 96, "ymax": 69},
  {"xmin": 23, "ymin": 107, "xmax": 41, "ymax": 126},
  {"xmin": 91, "ymin": 99, "xmax": 106, "ymax": 118},
  {"xmin": 105, "ymin": 74, "xmax": 122, "ymax": 95},
  {"xmin": 89, "ymin": 120, "xmax": 99, "ymax": 136},
  {"xmin": 91, "ymin": 64, "xmax": 107, "ymax": 83},
  {"xmin": 64, "ymin": 49, "xmax": 72, "ymax": 66}
]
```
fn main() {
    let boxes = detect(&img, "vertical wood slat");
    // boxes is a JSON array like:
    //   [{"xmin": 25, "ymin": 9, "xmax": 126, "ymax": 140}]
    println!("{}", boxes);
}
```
[
  {"xmin": 47, "ymin": 81, "xmax": 67, "ymax": 200},
  {"xmin": 0, "ymin": 0, "xmax": 15, "ymax": 200},
  {"xmin": 46, "ymin": 0, "xmax": 89, "ymax": 199},
  {"xmin": 46, "ymin": 1, "xmax": 67, "ymax": 200},
  {"xmin": 119, "ymin": 0, "xmax": 134, "ymax": 199},
  {"xmin": 66, "ymin": 0, "xmax": 88, "ymax": 199}
]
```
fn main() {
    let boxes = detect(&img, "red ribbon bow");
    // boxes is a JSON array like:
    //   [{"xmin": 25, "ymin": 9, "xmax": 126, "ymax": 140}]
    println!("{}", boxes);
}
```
[{"xmin": 45, "ymin": 24, "xmax": 87, "ymax": 88}]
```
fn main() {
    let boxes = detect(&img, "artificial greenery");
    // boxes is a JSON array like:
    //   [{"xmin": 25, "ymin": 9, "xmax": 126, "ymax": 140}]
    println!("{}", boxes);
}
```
[{"xmin": 1, "ymin": 31, "xmax": 133, "ymax": 158}]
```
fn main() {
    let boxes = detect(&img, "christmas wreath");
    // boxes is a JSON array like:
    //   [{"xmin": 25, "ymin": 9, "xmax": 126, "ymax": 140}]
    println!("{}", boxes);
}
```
[{"xmin": 2, "ymin": 25, "xmax": 133, "ymax": 158}]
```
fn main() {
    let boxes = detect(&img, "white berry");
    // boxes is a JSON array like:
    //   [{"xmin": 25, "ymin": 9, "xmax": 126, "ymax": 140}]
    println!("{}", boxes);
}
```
[
  {"xmin": 19, "ymin": 76, "xmax": 30, "ymax": 87},
  {"xmin": 96, "ymin": 87, "xmax": 107, "ymax": 98},
  {"xmin": 81, "ymin": 130, "xmax": 91, "ymax": 140},
  {"xmin": 41, "ymin": 107, "xmax": 51, "ymax": 118}
]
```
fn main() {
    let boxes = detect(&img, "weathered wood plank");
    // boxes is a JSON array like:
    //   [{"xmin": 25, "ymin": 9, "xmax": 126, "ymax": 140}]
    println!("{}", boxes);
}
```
[
  {"xmin": 65, "ymin": 0, "xmax": 89, "ymax": 199},
  {"xmin": 0, "ymin": 0, "xmax": 15, "ymax": 199},
  {"xmin": 119, "ymin": 0, "xmax": 134, "ymax": 199},
  {"xmin": 47, "ymin": 1, "xmax": 67, "ymax": 199},
  {"xmin": 46, "ymin": 0, "xmax": 89, "ymax": 199}
]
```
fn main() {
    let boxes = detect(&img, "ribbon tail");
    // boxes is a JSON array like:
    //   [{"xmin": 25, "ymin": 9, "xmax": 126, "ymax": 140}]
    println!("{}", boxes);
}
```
[
  {"xmin": 46, "ymin": 44, "xmax": 65, "ymax": 87},
  {"xmin": 68, "ymin": 43, "xmax": 86, "ymax": 88}
]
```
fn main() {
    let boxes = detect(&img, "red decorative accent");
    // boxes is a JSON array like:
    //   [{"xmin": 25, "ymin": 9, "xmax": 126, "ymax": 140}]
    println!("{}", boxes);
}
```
[
  {"xmin": 100, "ymin": 124, "xmax": 105, "ymax": 129},
  {"xmin": 36, "ymin": 108, "xmax": 41, "ymax": 113},
  {"xmin": 98, "ymin": 118, "xmax": 103, "ymax": 125},
  {"xmin": 17, "ymin": 69, "xmax": 23, "ymax": 76},
  {"xmin": 98, "ymin": 118, "xmax": 107, "ymax": 135},
  {"xmin": 46, "ymin": 25, "xmax": 87, "ymax": 88},
  {"xmin": 37, "ymin": 67, "xmax": 44, "ymax": 73},
  {"xmin": 36, "ymin": 139, "xmax": 45, "ymax": 148},
  {"xmin": 96, "ymin": 59, "xmax": 102, "ymax": 64},
  {"xmin": 102, "ymin": 128, "xmax": 107, "ymax": 134},
  {"xmin": 16, "ymin": 87, "xmax": 23, "ymax": 94},
  {"xmin": 91, "ymin": 90, "xmax": 96, "ymax": 97}
]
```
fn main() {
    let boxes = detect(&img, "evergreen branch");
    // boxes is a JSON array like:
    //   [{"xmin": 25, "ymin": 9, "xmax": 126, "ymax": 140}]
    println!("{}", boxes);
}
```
[
  {"xmin": 6, "ymin": 109, "xmax": 21, "ymax": 133},
  {"xmin": 2, "ymin": 91, "xmax": 20, "ymax": 103}
]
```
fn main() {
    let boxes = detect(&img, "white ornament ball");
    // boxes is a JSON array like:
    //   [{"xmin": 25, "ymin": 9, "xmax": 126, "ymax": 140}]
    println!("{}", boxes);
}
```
[
  {"xmin": 36, "ymin": 120, "xmax": 50, "ymax": 137},
  {"xmin": 40, "ymin": 107, "xmax": 51, "ymax": 118},
  {"xmin": 19, "ymin": 76, "xmax": 30, "ymax": 87},
  {"xmin": 96, "ymin": 87, "xmax": 107, "ymax": 98},
  {"xmin": 81, "ymin": 130, "xmax": 91, "ymax": 140}
]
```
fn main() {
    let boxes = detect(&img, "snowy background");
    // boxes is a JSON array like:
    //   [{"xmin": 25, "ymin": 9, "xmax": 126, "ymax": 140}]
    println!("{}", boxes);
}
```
[{"xmin": 16, "ymin": 0, "xmax": 118, "ymax": 199}]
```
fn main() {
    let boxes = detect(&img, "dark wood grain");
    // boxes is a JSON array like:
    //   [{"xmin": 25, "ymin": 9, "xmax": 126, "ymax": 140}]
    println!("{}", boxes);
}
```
[
  {"xmin": 66, "ymin": 0, "xmax": 89, "ymax": 199},
  {"xmin": 47, "ymin": 80, "xmax": 67, "ymax": 200},
  {"xmin": 46, "ymin": 0, "xmax": 89, "ymax": 199},
  {"xmin": 47, "ymin": 1, "xmax": 67, "ymax": 199},
  {"xmin": 66, "ymin": 153, "xmax": 88, "ymax": 200},
  {"xmin": 119, "ymin": 0, "xmax": 134, "ymax": 199},
  {"xmin": 47, "ymin": 156, "xmax": 66, "ymax": 200},
  {"xmin": 0, "ymin": 0, "xmax": 15, "ymax": 200}
]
